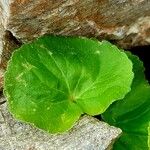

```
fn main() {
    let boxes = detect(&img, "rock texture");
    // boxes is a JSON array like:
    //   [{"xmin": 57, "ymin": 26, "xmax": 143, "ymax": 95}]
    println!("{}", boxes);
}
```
[
  {"xmin": 0, "ymin": 69, "xmax": 4, "ymax": 91},
  {"xmin": 1, "ymin": 0, "xmax": 150, "ymax": 48},
  {"xmin": 0, "ymin": 97, "xmax": 122, "ymax": 150},
  {"xmin": 0, "ymin": 23, "xmax": 5, "ymax": 64}
]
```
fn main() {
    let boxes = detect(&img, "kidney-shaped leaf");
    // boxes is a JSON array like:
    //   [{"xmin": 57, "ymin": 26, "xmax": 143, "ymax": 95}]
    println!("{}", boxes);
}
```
[
  {"xmin": 4, "ymin": 36, "xmax": 133, "ymax": 133},
  {"xmin": 102, "ymin": 53, "xmax": 150, "ymax": 150}
]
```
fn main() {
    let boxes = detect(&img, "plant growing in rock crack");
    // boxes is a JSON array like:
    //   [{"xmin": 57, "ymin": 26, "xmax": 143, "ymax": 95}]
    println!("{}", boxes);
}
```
[{"xmin": 4, "ymin": 35, "xmax": 150, "ymax": 149}]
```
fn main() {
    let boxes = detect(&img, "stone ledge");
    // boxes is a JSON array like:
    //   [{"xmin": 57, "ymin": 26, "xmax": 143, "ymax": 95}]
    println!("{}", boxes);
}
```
[
  {"xmin": 0, "ymin": 97, "xmax": 122, "ymax": 150},
  {"xmin": 3, "ymin": 0, "xmax": 150, "ymax": 48}
]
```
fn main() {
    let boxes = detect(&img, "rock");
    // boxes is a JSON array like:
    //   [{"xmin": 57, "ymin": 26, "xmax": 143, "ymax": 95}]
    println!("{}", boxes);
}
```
[
  {"xmin": 0, "ymin": 69, "xmax": 4, "ymax": 91},
  {"xmin": 0, "ymin": 29, "xmax": 21, "ymax": 69},
  {"xmin": 0, "ymin": 1, "xmax": 21, "ymax": 69},
  {"xmin": 0, "ymin": 0, "xmax": 150, "ymax": 49},
  {"xmin": 0, "ymin": 23, "xmax": 5, "ymax": 62},
  {"xmin": 0, "ymin": 97, "xmax": 122, "ymax": 150}
]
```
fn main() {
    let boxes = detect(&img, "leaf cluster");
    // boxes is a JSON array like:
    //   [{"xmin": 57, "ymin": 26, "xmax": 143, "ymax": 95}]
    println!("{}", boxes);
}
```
[{"xmin": 4, "ymin": 36, "xmax": 150, "ymax": 149}]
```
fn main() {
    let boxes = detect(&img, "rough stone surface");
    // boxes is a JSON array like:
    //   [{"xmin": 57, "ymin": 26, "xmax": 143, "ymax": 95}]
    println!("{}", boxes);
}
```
[
  {"xmin": 0, "ymin": 23, "xmax": 5, "ymax": 61},
  {"xmin": 1, "ymin": 0, "xmax": 150, "ymax": 48},
  {"xmin": 0, "ymin": 69, "xmax": 4, "ymax": 91},
  {"xmin": 0, "ymin": 30, "xmax": 21, "ymax": 69},
  {"xmin": 0, "ymin": 97, "xmax": 122, "ymax": 150},
  {"xmin": 0, "ymin": 0, "xmax": 21, "ymax": 69}
]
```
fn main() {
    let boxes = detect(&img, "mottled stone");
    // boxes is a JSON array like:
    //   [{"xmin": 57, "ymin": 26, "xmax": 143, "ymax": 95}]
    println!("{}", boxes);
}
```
[
  {"xmin": 0, "ymin": 24, "xmax": 5, "ymax": 61},
  {"xmin": 117, "ymin": 16, "xmax": 150, "ymax": 48},
  {"xmin": 2, "ymin": 0, "xmax": 150, "ymax": 47},
  {"xmin": 0, "ymin": 1, "xmax": 21, "ymax": 69},
  {"xmin": 0, "ymin": 97, "xmax": 122, "ymax": 150},
  {"xmin": 0, "ymin": 24, "xmax": 6, "ymax": 91},
  {"xmin": 0, "ymin": 69, "xmax": 4, "ymax": 91},
  {"xmin": 0, "ymin": 30, "xmax": 21, "ymax": 69}
]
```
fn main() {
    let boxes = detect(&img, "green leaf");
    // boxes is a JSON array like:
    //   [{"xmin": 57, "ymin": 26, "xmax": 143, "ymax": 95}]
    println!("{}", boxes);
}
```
[
  {"xmin": 102, "ymin": 52, "xmax": 150, "ymax": 150},
  {"xmin": 4, "ymin": 35, "xmax": 133, "ymax": 133}
]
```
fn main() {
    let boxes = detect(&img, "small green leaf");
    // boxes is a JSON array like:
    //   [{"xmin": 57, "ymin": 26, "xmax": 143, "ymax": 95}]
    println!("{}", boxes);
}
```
[
  {"xmin": 4, "ymin": 35, "xmax": 133, "ymax": 133},
  {"xmin": 102, "ymin": 52, "xmax": 150, "ymax": 150}
]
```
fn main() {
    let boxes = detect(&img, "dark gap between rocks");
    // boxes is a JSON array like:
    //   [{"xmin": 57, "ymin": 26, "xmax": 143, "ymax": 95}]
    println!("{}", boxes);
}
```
[
  {"xmin": 128, "ymin": 45, "xmax": 150, "ymax": 83},
  {"xmin": 0, "ymin": 30, "xmax": 22, "ymax": 69}
]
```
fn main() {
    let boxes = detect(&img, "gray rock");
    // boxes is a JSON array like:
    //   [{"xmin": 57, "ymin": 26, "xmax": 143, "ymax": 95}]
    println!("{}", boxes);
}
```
[{"xmin": 0, "ymin": 97, "xmax": 122, "ymax": 150}]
